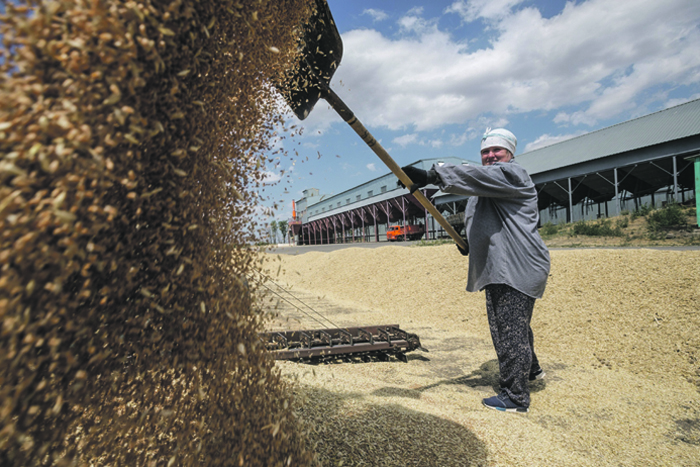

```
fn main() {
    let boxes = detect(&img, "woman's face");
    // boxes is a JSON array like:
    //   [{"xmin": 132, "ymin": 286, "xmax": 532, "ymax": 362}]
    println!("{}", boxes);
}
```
[{"xmin": 480, "ymin": 146, "xmax": 513, "ymax": 166}]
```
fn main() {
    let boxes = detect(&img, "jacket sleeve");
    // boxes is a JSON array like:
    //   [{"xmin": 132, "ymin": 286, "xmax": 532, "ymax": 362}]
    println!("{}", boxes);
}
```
[{"xmin": 433, "ymin": 162, "xmax": 534, "ymax": 199}]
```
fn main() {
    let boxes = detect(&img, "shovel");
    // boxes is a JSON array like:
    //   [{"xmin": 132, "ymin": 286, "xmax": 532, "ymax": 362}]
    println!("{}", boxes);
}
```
[{"xmin": 277, "ymin": 0, "xmax": 467, "ymax": 250}]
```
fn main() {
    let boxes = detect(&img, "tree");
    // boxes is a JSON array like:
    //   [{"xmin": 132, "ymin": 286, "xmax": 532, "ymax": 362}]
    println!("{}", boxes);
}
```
[
  {"xmin": 269, "ymin": 220, "xmax": 278, "ymax": 244},
  {"xmin": 278, "ymin": 220, "xmax": 288, "ymax": 244}
]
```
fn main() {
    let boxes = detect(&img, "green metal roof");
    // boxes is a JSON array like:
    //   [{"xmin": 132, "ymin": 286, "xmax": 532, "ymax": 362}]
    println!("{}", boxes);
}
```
[{"xmin": 517, "ymin": 98, "xmax": 700, "ymax": 175}]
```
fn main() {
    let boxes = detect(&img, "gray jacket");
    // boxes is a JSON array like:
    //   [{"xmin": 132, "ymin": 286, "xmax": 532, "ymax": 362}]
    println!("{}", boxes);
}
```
[{"xmin": 433, "ymin": 161, "xmax": 550, "ymax": 298}]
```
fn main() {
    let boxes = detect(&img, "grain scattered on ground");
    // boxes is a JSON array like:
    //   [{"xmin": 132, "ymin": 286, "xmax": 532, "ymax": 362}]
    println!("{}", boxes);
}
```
[{"xmin": 262, "ymin": 245, "xmax": 700, "ymax": 466}]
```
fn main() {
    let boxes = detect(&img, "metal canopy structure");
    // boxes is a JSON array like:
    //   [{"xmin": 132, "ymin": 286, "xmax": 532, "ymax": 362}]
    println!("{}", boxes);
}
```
[
  {"xmin": 517, "ymin": 98, "xmax": 700, "ymax": 222},
  {"xmin": 531, "ymin": 145, "xmax": 697, "ymax": 220},
  {"xmin": 300, "ymin": 187, "xmax": 441, "ymax": 244}
]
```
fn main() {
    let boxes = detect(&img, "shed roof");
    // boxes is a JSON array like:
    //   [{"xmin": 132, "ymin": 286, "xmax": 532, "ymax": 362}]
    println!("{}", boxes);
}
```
[{"xmin": 517, "ymin": 98, "xmax": 700, "ymax": 175}]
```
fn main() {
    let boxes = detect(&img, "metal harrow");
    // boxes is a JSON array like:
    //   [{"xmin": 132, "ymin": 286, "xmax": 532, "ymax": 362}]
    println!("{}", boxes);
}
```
[{"xmin": 259, "ymin": 325, "xmax": 426, "ymax": 362}]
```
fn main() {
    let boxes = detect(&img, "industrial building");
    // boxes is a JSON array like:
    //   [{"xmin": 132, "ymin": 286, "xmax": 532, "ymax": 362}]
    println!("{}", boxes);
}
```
[
  {"xmin": 290, "ymin": 98, "xmax": 700, "ymax": 245},
  {"xmin": 290, "ymin": 156, "xmax": 476, "ymax": 244},
  {"xmin": 524, "ymin": 98, "xmax": 700, "ymax": 224}
]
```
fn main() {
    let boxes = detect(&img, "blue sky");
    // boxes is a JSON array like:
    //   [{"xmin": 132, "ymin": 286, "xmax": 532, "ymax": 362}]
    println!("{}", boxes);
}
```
[{"xmin": 258, "ymin": 0, "xmax": 700, "ymax": 224}]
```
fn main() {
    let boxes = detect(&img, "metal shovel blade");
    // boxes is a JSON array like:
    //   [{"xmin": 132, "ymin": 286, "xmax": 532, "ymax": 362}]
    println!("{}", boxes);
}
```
[{"xmin": 277, "ymin": 0, "xmax": 343, "ymax": 120}]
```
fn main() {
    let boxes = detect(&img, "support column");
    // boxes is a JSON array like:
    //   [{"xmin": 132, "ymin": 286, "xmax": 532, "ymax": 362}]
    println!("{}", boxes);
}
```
[
  {"xmin": 695, "ymin": 156, "xmax": 700, "ymax": 227},
  {"xmin": 423, "ymin": 189, "xmax": 429, "ymax": 240},
  {"xmin": 401, "ymin": 196, "xmax": 407, "ymax": 242},
  {"xmin": 372, "ymin": 205, "xmax": 379, "ymax": 242},
  {"xmin": 361, "ymin": 209, "xmax": 366, "ymax": 242},
  {"xmin": 568, "ymin": 178, "xmax": 573, "ymax": 223},
  {"xmin": 350, "ymin": 212, "xmax": 355, "ymax": 242},
  {"xmin": 614, "ymin": 168, "xmax": 620, "ymax": 215},
  {"xmin": 673, "ymin": 155, "xmax": 679, "ymax": 203},
  {"xmin": 379, "ymin": 201, "xmax": 392, "ymax": 242}
]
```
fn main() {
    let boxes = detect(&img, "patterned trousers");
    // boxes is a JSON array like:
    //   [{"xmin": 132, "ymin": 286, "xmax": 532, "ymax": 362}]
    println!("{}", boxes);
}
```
[{"xmin": 484, "ymin": 284, "xmax": 540, "ymax": 407}]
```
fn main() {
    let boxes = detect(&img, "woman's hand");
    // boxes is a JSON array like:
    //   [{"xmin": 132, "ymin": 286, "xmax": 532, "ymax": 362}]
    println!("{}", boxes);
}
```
[{"xmin": 398, "ymin": 166, "xmax": 438, "ymax": 193}]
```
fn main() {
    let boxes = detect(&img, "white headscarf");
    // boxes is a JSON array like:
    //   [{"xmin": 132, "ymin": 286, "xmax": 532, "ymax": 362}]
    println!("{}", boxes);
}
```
[{"xmin": 481, "ymin": 128, "xmax": 517, "ymax": 156}]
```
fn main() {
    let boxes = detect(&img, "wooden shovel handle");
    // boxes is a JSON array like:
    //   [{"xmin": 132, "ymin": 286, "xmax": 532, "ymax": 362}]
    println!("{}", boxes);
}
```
[{"xmin": 321, "ymin": 86, "xmax": 468, "ymax": 251}]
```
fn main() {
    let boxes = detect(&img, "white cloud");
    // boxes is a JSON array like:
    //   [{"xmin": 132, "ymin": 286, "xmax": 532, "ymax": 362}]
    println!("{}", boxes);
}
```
[
  {"xmin": 391, "ymin": 133, "xmax": 444, "ymax": 148},
  {"xmin": 553, "ymin": 110, "xmax": 598, "ymax": 127},
  {"xmin": 448, "ymin": 120, "xmax": 500, "ymax": 146},
  {"xmin": 445, "ymin": 0, "xmax": 526, "ymax": 23},
  {"xmin": 262, "ymin": 171, "xmax": 281, "ymax": 185},
  {"xmin": 523, "ymin": 133, "xmax": 583, "ymax": 152},
  {"xmin": 366, "ymin": 163, "xmax": 377, "ymax": 171},
  {"xmin": 393, "ymin": 133, "xmax": 418, "ymax": 147},
  {"xmin": 331, "ymin": 0, "xmax": 700, "ymax": 132},
  {"xmin": 363, "ymin": 8, "xmax": 388, "ymax": 22},
  {"xmin": 664, "ymin": 94, "xmax": 700, "ymax": 109},
  {"xmin": 398, "ymin": 8, "xmax": 437, "ymax": 35},
  {"xmin": 449, "ymin": 131, "xmax": 472, "ymax": 146}
]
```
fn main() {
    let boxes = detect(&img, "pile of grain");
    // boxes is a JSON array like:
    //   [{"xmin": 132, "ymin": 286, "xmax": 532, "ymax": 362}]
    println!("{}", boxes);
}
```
[
  {"xmin": 264, "ymin": 246, "xmax": 700, "ymax": 466},
  {"xmin": 0, "ymin": 1, "xmax": 316, "ymax": 465}
]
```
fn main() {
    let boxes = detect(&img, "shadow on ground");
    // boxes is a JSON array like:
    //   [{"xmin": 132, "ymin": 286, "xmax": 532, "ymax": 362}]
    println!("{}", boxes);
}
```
[
  {"xmin": 373, "ymin": 359, "xmax": 548, "ymax": 400},
  {"xmin": 297, "ymin": 386, "xmax": 489, "ymax": 467}
]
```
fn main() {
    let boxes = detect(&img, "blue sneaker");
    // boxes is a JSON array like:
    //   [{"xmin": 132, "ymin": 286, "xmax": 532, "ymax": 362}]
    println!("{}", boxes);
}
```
[
  {"xmin": 482, "ymin": 393, "xmax": 529, "ymax": 413},
  {"xmin": 529, "ymin": 367, "xmax": 546, "ymax": 381}
]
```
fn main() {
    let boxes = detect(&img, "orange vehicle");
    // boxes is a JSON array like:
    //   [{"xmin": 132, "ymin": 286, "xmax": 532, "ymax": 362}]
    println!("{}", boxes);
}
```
[{"xmin": 386, "ymin": 224, "xmax": 424, "ymax": 241}]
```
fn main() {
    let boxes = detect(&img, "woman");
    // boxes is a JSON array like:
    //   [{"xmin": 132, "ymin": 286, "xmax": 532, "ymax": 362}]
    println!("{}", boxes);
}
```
[{"xmin": 401, "ymin": 128, "xmax": 550, "ymax": 413}]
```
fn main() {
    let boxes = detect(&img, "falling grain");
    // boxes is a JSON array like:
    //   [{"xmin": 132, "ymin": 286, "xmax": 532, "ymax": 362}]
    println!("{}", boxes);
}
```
[{"xmin": 0, "ymin": 0, "xmax": 319, "ymax": 465}]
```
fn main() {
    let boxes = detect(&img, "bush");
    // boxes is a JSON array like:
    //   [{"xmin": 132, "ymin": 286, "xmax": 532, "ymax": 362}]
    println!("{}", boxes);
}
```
[
  {"xmin": 540, "ymin": 222, "xmax": 560, "ymax": 236},
  {"xmin": 572, "ymin": 219, "xmax": 624, "ymax": 237},
  {"xmin": 631, "ymin": 203, "xmax": 654, "ymax": 221},
  {"xmin": 646, "ymin": 203, "xmax": 686, "ymax": 233},
  {"xmin": 616, "ymin": 216, "xmax": 629, "ymax": 229}
]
